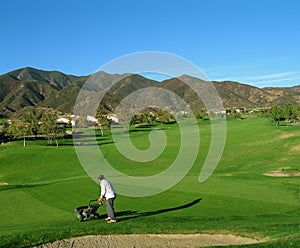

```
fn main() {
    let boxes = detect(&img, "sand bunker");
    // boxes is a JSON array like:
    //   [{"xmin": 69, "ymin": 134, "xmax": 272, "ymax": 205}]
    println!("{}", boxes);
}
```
[
  {"xmin": 264, "ymin": 167, "xmax": 300, "ymax": 177},
  {"xmin": 33, "ymin": 234, "xmax": 259, "ymax": 248},
  {"xmin": 264, "ymin": 172, "xmax": 300, "ymax": 177}
]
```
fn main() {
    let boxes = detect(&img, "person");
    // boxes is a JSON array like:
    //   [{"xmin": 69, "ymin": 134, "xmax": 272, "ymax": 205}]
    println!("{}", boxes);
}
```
[{"xmin": 98, "ymin": 175, "xmax": 117, "ymax": 223}]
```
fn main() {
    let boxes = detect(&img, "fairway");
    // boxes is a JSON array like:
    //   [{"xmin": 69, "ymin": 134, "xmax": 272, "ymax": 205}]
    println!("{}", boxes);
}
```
[{"xmin": 0, "ymin": 118, "xmax": 299, "ymax": 247}]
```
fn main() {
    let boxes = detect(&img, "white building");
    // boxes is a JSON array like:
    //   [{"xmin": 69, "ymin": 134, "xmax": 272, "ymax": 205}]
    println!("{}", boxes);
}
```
[{"xmin": 106, "ymin": 114, "xmax": 119, "ymax": 124}]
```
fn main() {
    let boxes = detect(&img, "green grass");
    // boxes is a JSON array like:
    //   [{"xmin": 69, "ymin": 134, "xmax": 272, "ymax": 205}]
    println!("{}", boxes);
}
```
[{"xmin": 0, "ymin": 118, "xmax": 299, "ymax": 247}]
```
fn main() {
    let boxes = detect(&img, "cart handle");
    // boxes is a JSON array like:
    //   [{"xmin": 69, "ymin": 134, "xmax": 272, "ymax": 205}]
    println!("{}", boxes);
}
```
[{"xmin": 89, "ymin": 199, "xmax": 100, "ymax": 206}]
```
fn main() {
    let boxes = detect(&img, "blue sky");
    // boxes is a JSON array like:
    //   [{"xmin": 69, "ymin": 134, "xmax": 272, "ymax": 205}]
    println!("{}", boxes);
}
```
[{"xmin": 1, "ymin": 0, "xmax": 300, "ymax": 88}]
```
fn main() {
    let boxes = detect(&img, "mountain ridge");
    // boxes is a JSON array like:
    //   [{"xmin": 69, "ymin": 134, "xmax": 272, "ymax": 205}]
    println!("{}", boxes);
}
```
[{"xmin": 0, "ymin": 67, "xmax": 299, "ymax": 117}]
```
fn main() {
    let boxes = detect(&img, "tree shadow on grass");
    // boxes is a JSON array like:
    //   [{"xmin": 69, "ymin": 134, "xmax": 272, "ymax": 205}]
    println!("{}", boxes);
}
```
[{"xmin": 99, "ymin": 198, "xmax": 202, "ymax": 222}]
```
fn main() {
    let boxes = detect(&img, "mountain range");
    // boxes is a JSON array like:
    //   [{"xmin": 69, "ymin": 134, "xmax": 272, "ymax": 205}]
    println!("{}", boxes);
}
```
[{"xmin": 1, "ymin": 67, "xmax": 300, "ymax": 118}]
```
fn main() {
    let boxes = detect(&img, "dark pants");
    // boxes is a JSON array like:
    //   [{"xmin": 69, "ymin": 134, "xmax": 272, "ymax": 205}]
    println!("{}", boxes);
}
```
[{"xmin": 106, "ymin": 197, "xmax": 116, "ymax": 220}]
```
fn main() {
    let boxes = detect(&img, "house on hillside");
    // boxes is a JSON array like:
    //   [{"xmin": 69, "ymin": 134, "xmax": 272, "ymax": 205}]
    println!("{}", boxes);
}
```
[
  {"xmin": 87, "ymin": 115, "xmax": 99, "ymax": 125},
  {"xmin": 56, "ymin": 117, "xmax": 74, "ymax": 127},
  {"xmin": 210, "ymin": 110, "xmax": 227, "ymax": 115},
  {"xmin": 57, "ymin": 114, "xmax": 121, "ymax": 127},
  {"xmin": 106, "ymin": 114, "xmax": 119, "ymax": 124},
  {"xmin": 235, "ymin": 107, "xmax": 245, "ymax": 113}
]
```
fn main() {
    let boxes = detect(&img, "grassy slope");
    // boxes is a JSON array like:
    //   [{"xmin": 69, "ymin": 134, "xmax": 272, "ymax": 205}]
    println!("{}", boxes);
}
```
[{"xmin": 0, "ymin": 118, "xmax": 299, "ymax": 247}]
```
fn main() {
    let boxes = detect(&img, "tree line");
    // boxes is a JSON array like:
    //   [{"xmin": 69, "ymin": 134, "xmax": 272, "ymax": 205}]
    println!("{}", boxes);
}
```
[
  {"xmin": 270, "ymin": 103, "xmax": 299, "ymax": 126},
  {"xmin": 0, "ymin": 103, "xmax": 299, "ymax": 147},
  {"xmin": 1, "ymin": 108, "xmax": 65, "ymax": 147}
]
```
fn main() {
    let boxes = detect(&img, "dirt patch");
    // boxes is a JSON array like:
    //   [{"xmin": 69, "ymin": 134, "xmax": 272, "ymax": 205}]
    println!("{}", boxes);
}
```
[
  {"xmin": 279, "ymin": 133, "xmax": 296, "ymax": 139},
  {"xmin": 33, "ymin": 234, "xmax": 259, "ymax": 248},
  {"xmin": 291, "ymin": 145, "xmax": 300, "ymax": 152},
  {"xmin": 221, "ymin": 173, "xmax": 233, "ymax": 177}
]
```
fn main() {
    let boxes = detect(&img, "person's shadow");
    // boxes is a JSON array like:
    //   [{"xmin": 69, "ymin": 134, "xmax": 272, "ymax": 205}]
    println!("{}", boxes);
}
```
[{"xmin": 100, "ymin": 198, "xmax": 202, "ymax": 222}]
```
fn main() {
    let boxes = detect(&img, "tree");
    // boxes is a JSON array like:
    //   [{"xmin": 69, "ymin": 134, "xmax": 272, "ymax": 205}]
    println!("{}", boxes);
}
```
[
  {"xmin": 96, "ymin": 115, "xmax": 111, "ymax": 136},
  {"xmin": 6, "ymin": 119, "xmax": 29, "ymax": 147},
  {"xmin": 155, "ymin": 109, "xmax": 175, "ymax": 124},
  {"xmin": 232, "ymin": 110, "xmax": 242, "ymax": 120},
  {"xmin": 5, "ymin": 108, "xmax": 41, "ymax": 147},
  {"xmin": 116, "ymin": 109, "xmax": 129, "ymax": 130},
  {"xmin": 130, "ymin": 114, "xmax": 139, "ymax": 125},
  {"xmin": 77, "ymin": 115, "xmax": 87, "ymax": 128},
  {"xmin": 22, "ymin": 107, "xmax": 40, "ymax": 138},
  {"xmin": 284, "ymin": 103, "xmax": 297, "ymax": 124},
  {"xmin": 40, "ymin": 112, "xmax": 64, "ymax": 147},
  {"xmin": 0, "ymin": 119, "xmax": 7, "ymax": 142},
  {"xmin": 270, "ymin": 105, "xmax": 284, "ymax": 126}
]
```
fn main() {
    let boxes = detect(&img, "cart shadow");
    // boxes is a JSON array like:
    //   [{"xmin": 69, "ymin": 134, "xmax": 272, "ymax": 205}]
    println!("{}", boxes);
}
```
[{"xmin": 99, "ymin": 198, "xmax": 202, "ymax": 222}]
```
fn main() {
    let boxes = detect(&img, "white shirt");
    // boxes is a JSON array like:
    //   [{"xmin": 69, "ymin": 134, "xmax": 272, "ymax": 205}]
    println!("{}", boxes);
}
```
[{"xmin": 100, "ymin": 179, "xmax": 116, "ymax": 200}]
